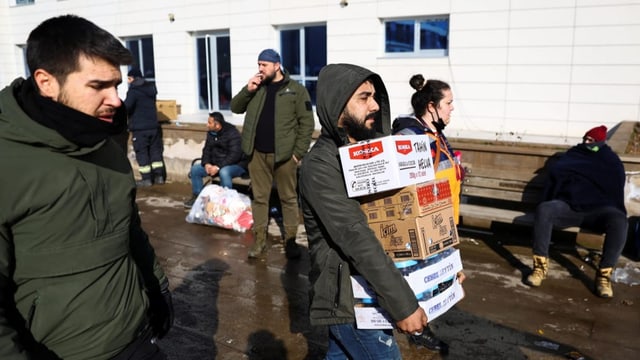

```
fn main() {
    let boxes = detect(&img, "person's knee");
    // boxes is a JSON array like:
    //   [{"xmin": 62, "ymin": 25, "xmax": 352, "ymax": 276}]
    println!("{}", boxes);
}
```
[
  {"xmin": 191, "ymin": 163, "xmax": 203, "ymax": 175},
  {"xmin": 218, "ymin": 166, "xmax": 231, "ymax": 178},
  {"xmin": 536, "ymin": 200, "xmax": 564, "ymax": 218},
  {"xmin": 607, "ymin": 213, "xmax": 628, "ymax": 231}
]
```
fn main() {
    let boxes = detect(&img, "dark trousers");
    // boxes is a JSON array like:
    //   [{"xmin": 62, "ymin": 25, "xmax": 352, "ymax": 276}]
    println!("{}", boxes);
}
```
[
  {"xmin": 112, "ymin": 327, "xmax": 167, "ymax": 360},
  {"xmin": 533, "ymin": 199, "xmax": 628, "ymax": 268},
  {"xmin": 132, "ymin": 128, "xmax": 165, "ymax": 180}
]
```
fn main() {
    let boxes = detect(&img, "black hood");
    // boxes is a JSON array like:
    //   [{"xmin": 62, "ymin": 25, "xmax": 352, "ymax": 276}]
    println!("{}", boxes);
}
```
[{"xmin": 315, "ymin": 63, "xmax": 391, "ymax": 147}]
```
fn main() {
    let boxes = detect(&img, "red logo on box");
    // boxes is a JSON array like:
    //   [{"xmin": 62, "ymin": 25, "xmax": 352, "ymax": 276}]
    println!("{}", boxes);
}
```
[
  {"xmin": 350, "ymin": 141, "xmax": 383, "ymax": 160},
  {"xmin": 395, "ymin": 140, "xmax": 413, "ymax": 155}
]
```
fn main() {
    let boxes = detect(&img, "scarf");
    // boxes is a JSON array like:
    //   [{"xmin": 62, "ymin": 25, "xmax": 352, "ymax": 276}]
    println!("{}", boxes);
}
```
[{"xmin": 17, "ymin": 77, "xmax": 127, "ymax": 148}]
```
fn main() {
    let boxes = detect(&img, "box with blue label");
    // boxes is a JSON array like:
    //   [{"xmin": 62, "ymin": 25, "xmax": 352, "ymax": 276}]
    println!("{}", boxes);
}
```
[
  {"xmin": 351, "ymin": 248, "xmax": 463, "ymax": 299},
  {"xmin": 351, "ymin": 248, "xmax": 464, "ymax": 329}
]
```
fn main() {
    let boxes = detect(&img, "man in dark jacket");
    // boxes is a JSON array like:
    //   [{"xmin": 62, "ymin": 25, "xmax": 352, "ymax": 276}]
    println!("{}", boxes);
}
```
[
  {"xmin": 125, "ymin": 68, "xmax": 165, "ymax": 187},
  {"xmin": 298, "ymin": 64, "xmax": 427, "ymax": 359},
  {"xmin": 0, "ymin": 15, "xmax": 172, "ymax": 359},
  {"xmin": 527, "ymin": 125, "xmax": 628, "ymax": 298},
  {"xmin": 230, "ymin": 49, "xmax": 315, "ymax": 259},
  {"xmin": 184, "ymin": 111, "xmax": 248, "ymax": 208}
]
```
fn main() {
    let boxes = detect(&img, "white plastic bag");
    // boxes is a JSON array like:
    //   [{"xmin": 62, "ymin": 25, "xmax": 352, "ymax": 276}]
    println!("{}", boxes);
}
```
[{"xmin": 185, "ymin": 184, "xmax": 253, "ymax": 232}]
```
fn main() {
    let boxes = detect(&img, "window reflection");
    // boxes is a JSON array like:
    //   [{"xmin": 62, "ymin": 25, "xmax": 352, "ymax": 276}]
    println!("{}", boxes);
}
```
[
  {"xmin": 385, "ymin": 17, "xmax": 449, "ymax": 56},
  {"xmin": 280, "ymin": 24, "xmax": 326, "ymax": 105}
]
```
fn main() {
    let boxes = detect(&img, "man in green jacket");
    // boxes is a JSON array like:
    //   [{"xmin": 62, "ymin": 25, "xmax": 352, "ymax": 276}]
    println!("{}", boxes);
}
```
[
  {"xmin": 231, "ymin": 49, "xmax": 315, "ymax": 259},
  {"xmin": 0, "ymin": 15, "xmax": 172, "ymax": 359},
  {"xmin": 298, "ymin": 64, "xmax": 428, "ymax": 359}
]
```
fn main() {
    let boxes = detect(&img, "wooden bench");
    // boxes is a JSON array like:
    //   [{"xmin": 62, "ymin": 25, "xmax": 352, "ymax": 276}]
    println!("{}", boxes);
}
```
[{"xmin": 451, "ymin": 134, "xmax": 640, "ymax": 252}]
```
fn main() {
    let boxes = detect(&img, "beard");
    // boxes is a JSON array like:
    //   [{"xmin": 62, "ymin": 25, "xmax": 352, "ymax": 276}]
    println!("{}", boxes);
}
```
[
  {"xmin": 261, "ymin": 69, "xmax": 277, "ymax": 85},
  {"xmin": 341, "ymin": 109, "xmax": 378, "ymax": 141}
]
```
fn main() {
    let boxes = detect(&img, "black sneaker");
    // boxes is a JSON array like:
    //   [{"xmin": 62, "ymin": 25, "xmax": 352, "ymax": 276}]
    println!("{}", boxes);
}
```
[
  {"xmin": 183, "ymin": 196, "xmax": 197, "ymax": 209},
  {"xmin": 408, "ymin": 326, "xmax": 448, "ymax": 353}
]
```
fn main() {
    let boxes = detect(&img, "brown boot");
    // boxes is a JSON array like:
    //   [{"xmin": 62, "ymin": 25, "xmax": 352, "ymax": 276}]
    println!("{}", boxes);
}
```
[
  {"xmin": 248, "ymin": 229, "xmax": 267, "ymax": 258},
  {"xmin": 595, "ymin": 267, "xmax": 613, "ymax": 298},
  {"xmin": 526, "ymin": 255, "xmax": 548, "ymax": 287}
]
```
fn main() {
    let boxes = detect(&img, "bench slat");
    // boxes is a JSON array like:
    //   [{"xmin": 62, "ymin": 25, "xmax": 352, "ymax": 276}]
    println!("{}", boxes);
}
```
[{"xmin": 462, "ymin": 187, "xmax": 529, "ymax": 203}]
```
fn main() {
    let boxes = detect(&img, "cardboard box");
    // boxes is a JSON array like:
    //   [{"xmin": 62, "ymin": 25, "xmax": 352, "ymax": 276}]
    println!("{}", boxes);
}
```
[
  {"xmin": 369, "ymin": 206, "xmax": 459, "ymax": 260},
  {"xmin": 156, "ymin": 100, "xmax": 178, "ymax": 121},
  {"xmin": 353, "ymin": 280, "xmax": 465, "ymax": 329},
  {"xmin": 351, "ymin": 248, "xmax": 463, "ymax": 299},
  {"xmin": 339, "ymin": 135, "xmax": 435, "ymax": 198},
  {"xmin": 360, "ymin": 179, "xmax": 453, "ymax": 222}
]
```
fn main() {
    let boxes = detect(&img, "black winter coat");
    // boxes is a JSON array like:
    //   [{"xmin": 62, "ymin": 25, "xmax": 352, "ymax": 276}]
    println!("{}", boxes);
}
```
[
  {"xmin": 544, "ymin": 142, "xmax": 626, "ymax": 214},
  {"xmin": 201, "ymin": 123, "xmax": 248, "ymax": 169},
  {"xmin": 124, "ymin": 78, "xmax": 159, "ymax": 131}
]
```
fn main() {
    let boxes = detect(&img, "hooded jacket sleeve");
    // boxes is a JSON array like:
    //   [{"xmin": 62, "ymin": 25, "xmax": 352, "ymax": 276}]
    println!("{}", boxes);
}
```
[
  {"xmin": 128, "ymin": 202, "xmax": 167, "ymax": 292},
  {"xmin": 0, "ymin": 225, "xmax": 29, "ymax": 359}
]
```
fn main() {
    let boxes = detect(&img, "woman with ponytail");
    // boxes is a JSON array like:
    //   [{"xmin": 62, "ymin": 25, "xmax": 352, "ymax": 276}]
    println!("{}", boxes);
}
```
[
  {"xmin": 392, "ymin": 74, "xmax": 463, "ymax": 223},
  {"xmin": 392, "ymin": 75, "xmax": 465, "ymax": 354}
]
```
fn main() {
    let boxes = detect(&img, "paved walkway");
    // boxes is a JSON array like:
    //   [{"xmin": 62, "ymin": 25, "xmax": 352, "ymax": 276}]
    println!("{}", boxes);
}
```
[{"xmin": 137, "ymin": 183, "xmax": 640, "ymax": 360}]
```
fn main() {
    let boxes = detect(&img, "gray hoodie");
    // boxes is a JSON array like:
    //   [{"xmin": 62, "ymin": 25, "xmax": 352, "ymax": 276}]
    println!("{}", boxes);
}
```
[{"xmin": 298, "ymin": 64, "xmax": 418, "ymax": 326}]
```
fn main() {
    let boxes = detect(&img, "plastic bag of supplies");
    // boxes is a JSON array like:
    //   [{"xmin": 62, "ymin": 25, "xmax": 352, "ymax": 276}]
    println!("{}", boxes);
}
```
[{"xmin": 185, "ymin": 184, "xmax": 253, "ymax": 232}]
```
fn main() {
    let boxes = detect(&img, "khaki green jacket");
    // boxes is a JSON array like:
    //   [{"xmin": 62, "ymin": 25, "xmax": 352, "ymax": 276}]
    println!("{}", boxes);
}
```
[
  {"xmin": 230, "ymin": 71, "xmax": 314, "ymax": 163},
  {"xmin": 0, "ymin": 78, "xmax": 166, "ymax": 360}
]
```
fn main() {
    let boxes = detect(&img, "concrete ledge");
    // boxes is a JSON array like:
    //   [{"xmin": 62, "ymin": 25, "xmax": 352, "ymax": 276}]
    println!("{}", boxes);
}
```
[{"xmin": 128, "ymin": 122, "xmax": 320, "ymax": 184}]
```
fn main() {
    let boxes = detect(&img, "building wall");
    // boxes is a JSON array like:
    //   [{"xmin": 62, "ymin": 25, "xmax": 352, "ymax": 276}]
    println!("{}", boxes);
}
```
[{"xmin": 1, "ymin": 0, "xmax": 639, "ymax": 146}]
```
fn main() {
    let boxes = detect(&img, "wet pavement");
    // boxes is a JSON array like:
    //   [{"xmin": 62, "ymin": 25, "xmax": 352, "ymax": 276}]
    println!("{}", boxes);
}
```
[{"xmin": 137, "ymin": 182, "xmax": 640, "ymax": 360}]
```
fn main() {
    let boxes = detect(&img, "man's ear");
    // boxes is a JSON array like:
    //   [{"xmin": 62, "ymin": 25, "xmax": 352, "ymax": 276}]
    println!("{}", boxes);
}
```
[{"xmin": 33, "ymin": 69, "xmax": 60, "ymax": 99}]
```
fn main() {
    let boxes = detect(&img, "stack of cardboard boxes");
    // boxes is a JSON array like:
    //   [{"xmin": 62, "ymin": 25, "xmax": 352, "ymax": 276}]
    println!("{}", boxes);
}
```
[{"xmin": 339, "ymin": 135, "xmax": 464, "ymax": 329}]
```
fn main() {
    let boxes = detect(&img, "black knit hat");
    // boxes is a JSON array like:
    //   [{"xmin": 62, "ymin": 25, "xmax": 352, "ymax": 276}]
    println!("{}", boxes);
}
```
[{"xmin": 127, "ymin": 68, "xmax": 142, "ymax": 78}]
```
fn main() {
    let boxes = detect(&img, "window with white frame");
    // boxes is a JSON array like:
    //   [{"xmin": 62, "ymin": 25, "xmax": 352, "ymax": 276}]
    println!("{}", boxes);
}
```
[
  {"xmin": 280, "ymin": 24, "xmax": 326, "ymax": 105},
  {"xmin": 14, "ymin": 0, "xmax": 35, "ymax": 5},
  {"xmin": 196, "ymin": 33, "xmax": 231, "ymax": 111},
  {"xmin": 384, "ymin": 16, "xmax": 449, "ymax": 57},
  {"xmin": 124, "ymin": 36, "xmax": 156, "ymax": 81}
]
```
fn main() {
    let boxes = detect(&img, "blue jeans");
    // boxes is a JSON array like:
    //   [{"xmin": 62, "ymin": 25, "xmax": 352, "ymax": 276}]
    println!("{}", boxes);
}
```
[
  {"xmin": 533, "ymin": 199, "xmax": 628, "ymax": 268},
  {"xmin": 189, "ymin": 163, "xmax": 246, "ymax": 194},
  {"xmin": 325, "ymin": 323, "xmax": 401, "ymax": 360}
]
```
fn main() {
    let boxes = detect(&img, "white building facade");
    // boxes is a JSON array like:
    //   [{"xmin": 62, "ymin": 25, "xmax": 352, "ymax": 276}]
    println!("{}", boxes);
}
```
[{"xmin": 1, "ymin": 0, "xmax": 639, "ymax": 145}]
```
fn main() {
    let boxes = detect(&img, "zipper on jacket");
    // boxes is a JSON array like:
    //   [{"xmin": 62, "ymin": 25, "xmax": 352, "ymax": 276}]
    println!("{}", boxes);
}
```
[
  {"xmin": 333, "ymin": 263, "xmax": 343, "ymax": 308},
  {"xmin": 26, "ymin": 297, "xmax": 38, "ymax": 329}
]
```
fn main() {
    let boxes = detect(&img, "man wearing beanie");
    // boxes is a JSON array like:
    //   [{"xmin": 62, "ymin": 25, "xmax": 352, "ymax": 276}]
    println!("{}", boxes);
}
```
[
  {"xmin": 231, "ymin": 48, "xmax": 314, "ymax": 259},
  {"xmin": 125, "ymin": 67, "xmax": 166, "ymax": 187},
  {"xmin": 526, "ymin": 125, "xmax": 628, "ymax": 298}
]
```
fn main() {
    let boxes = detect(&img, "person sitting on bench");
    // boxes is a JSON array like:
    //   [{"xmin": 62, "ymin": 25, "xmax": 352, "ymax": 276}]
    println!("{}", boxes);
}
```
[
  {"xmin": 527, "ymin": 125, "xmax": 628, "ymax": 298},
  {"xmin": 184, "ymin": 112, "xmax": 248, "ymax": 208}
]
